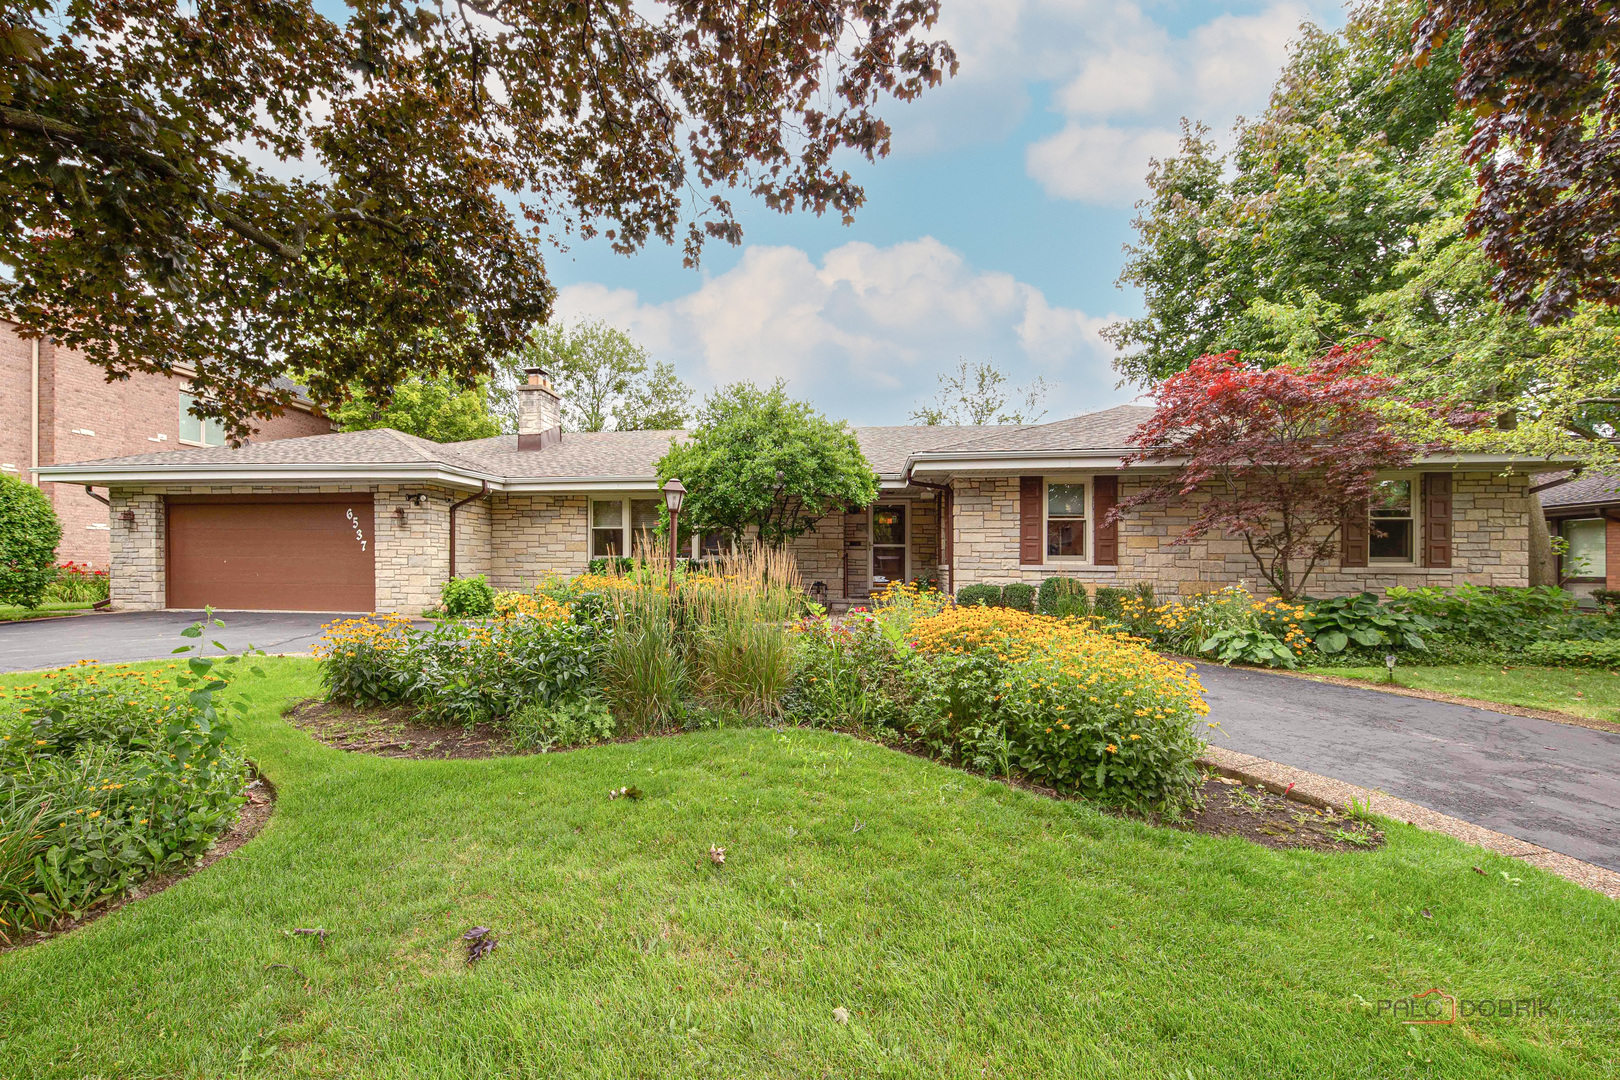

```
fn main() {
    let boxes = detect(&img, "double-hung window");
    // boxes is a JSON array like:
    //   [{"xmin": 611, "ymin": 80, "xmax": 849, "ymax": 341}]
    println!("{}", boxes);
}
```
[
  {"xmin": 178, "ymin": 392, "xmax": 227, "ymax": 447},
  {"xmin": 1369, "ymin": 476, "xmax": 1416, "ymax": 563},
  {"xmin": 1046, "ymin": 481, "xmax": 1087, "ymax": 560},
  {"xmin": 589, "ymin": 496, "xmax": 662, "ymax": 559}
]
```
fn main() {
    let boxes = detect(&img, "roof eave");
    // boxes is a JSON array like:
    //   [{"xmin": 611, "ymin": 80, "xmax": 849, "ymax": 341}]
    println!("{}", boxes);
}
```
[{"xmin": 33, "ymin": 461, "xmax": 500, "ymax": 491}]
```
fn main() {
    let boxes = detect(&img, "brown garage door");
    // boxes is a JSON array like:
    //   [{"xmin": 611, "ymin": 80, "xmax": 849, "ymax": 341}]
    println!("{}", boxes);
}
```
[{"xmin": 166, "ymin": 495, "xmax": 375, "ymax": 611}]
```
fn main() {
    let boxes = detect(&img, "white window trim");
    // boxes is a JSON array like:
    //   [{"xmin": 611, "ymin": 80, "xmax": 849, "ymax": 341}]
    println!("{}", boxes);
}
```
[
  {"xmin": 1561, "ymin": 517, "xmax": 1608, "ymax": 581},
  {"xmin": 869, "ymin": 502, "xmax": 911, "ymax": 587},
  {"xmin": 589, "ymin": 495, "xmax": 662, "ymax": 560},
  {"xmin": 1043, "ymin": 476, "xmax": 1093, "ymax": 566},
  {"xmin": 178, "ymin": 392, "xmax": 227, "ymax": 448},
  {"xmin": 1368, "ymin": 472, "xmax": 1420, "ymax": 566}
]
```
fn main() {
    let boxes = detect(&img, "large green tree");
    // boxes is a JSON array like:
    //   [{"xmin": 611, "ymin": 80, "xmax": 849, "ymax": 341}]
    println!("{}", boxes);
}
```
[
  {"xmin": 512, "ymin": 321, "xmax": 690, "ymax": 432},
  {"xmin": 656, "ymin": 382, "xmax": 877, "ymax": 548},
  {"xmin": 330, "ymin": 375, "xmax": 504, "ymax": 443},
  {"xmin": 0, "ymin": 0, "xmax": 955, "ymax": 440},
  {"xmin": 1106, "ymin": 0, "xmax": 1466, "ymax": 384}
]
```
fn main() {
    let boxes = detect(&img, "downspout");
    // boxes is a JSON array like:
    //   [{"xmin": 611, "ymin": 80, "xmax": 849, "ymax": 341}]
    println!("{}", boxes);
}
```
[
  {"xmin": 30, "ymin": 338, "xmax": 39, "ymax": 486},
  {"xmin": 447, "ymin": 482, "xmax": 490, "ymax": 579},
  {"xmin": 905, "ymin": 469, "xmax": 954, "ymax": 594}
]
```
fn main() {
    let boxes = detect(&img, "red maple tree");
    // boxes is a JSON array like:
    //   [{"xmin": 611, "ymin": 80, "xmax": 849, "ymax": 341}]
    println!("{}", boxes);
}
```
[{"xmin": 1114, "ymin": 344, "xmax": 1427, "ymax": 600}]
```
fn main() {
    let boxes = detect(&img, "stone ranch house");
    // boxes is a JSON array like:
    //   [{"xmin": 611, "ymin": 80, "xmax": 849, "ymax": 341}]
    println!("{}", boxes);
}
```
[{"xmin": 38, "ymin": 370, "xmax": 1563, "ymax": 613}]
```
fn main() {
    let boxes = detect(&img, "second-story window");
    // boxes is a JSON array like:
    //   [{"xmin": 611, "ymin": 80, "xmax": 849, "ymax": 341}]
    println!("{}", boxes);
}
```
[{"xmin": 179, "ymin": 392, "xmax": 227, "ymax": 447}]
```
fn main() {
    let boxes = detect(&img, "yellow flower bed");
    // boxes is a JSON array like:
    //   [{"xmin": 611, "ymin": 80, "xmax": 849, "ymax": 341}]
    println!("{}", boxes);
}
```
[{"xmin": 905, "ymin": 604, "xmax": 1209, "ymax": 810}]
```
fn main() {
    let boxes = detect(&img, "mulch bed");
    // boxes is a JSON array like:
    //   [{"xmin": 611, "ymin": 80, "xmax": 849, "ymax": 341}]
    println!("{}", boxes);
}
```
[
  {"xmin": 1174, "ymin": 775, "xmax": 1385, "ymax": 853},
  {"xmin": 1, "ymin": 774, "xmax": 277, "ymax": 953},
  {"xmin": 284, "ymin": 700, "xmax": 518, "ymax": 759}
]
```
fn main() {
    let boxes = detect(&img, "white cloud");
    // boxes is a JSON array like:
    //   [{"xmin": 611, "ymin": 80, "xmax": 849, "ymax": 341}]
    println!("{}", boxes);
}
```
[
  {"xmin": 883, "ymin": 0, "xmax": 1322, "ymax": 203},
  {"xmin": 1024, "ymin": 1, "xmax": 1313, "ymax": 204},
  {"xmin": 553, "ymin": 238, "xmax": 1123, "ymax": 424}
]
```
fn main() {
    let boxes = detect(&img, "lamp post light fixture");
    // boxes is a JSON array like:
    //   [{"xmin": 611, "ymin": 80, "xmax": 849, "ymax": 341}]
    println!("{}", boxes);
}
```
[
  {"xmin": 1384, "ymin": 653, "xmax": 1398, "ymax": 684},
  {"xmin": 662, "ymin": 478, "xmax": 687, "ymax": 596}
]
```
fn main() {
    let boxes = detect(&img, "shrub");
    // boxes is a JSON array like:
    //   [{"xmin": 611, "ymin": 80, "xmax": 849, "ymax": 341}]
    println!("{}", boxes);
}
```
[
  {"xmin": 505, "ymin": 695, "xmax": 616, "ymax": 752},
  {"xmin": 1000, "ymin": 582, "xmax": 1036, "ymax": 613},
  {"xmin": 1038, "ymin": 576, "xmax": 1090, "ymax": 618},
  {"xmin": 1385, "ymin": 584, "xmax": 1574, "ymax": 649},
  {"xmin": 785, "ymin": 611, "xmax": 914, "ymax": 731},
  {"xmin": 1302, "ymin": 592, "xmax": 1432, "ymax": 657},
  {"xmin": 955, "ymin": 583, "xmax": 1001, "ymax": 608},
  {"xmin": 588, "ymin": 556, "xmax": 638, "ymax": 575},
  {"xmin": 1116, "ymin": 585, "xmax": 1312, "ymax": 668},
  {"xmin": 316, "ymin": 598, "xmax": 599, "ymax": 725},
  {"xmin": 1092, "ymin": 586, "xmax": 1126, "ymax": 621},
  {"xmin": 0, "ymin": 618, "xmax": 253, "ymax": 939},
  {"xmin": 907, "ymin": 605, "xmax": 1209, "ymax": 813},
  {"xmin": 0, "ymin": 474, "xmax": 62, "ymax": 609},
  {"xmin": 1594, "ymin": 589, "xmax": 1620, "ymax": 616},
  {"xmin": 44, "ymin": 562, "xmax": 109, "ymax": 604},
  {"xmin": 1523, "ymin": 639, "xmax": 1620, "ymax": 669},
  {"xmin": 439, "ymin": 574, "xmax": 496, "ymax": 617}
]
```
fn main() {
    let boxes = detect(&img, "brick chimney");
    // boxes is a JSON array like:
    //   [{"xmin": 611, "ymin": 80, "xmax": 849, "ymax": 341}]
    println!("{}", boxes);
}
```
[{"xmin": 517, "ymin": 366, "xmax": 562, "ymax": 450}]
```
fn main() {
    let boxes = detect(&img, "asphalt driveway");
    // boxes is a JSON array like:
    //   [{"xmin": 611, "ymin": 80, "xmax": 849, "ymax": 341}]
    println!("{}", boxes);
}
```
[
  {"xmin": 1198, "ymin": 663, "xmax": 1620, "ymax": 872},
  {"xmin": 0, "ymin": 611, "xmax": 343, "ymax": 673}
]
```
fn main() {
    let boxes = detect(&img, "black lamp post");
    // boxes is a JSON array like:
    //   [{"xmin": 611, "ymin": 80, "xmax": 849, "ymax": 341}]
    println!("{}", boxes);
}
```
[{"xmin": 663, "ymin": 478, "xmax": 686, "ymax": 597}]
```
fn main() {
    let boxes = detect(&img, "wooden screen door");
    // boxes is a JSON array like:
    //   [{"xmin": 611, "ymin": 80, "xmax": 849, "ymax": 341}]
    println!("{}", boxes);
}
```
[{"xmin": 871, "ymin": 504, "xmax": 906, "ymax": 588}]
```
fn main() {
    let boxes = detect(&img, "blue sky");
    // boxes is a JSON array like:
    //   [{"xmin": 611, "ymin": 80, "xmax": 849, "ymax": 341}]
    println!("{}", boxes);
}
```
[{"xmin": 547, "ymin": 0, "xmax": 1347, "ymax": 425}]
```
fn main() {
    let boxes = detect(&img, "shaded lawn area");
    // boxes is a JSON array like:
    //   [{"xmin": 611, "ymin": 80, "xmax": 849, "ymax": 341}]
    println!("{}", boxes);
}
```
[
  {"xmin": 0, "ymin": 601, "xmax": 93, "ymax": 622},
  {"xmin": 1, "ymin": 659, "xmax": 1616, "ymax": 1079},
  {"xmin": 1318, "ymin": 664, "xmax": 1620, "ymax": 724}
]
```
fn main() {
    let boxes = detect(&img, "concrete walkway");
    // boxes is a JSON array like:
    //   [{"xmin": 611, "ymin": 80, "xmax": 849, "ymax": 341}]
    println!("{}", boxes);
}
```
[
  {"xmin": 0, "ymin": 611, "xmax": 344, "ymax": 673},
  {"xmin": 1197, "ymin": 663, "xmax": 1620, "ymax": 872}
]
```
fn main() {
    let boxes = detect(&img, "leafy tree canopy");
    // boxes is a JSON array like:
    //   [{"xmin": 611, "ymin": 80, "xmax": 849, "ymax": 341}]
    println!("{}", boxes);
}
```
[
  {"xmin": 1106, "ymin": 0, "xmax": 1468, "ymax": 384},
  {"xmin": 329, "ymin": 375, "xmax": 504, "ymax": 444},
  {"xmin": 910, "ymin": 358, "xmax": 1049, "ymax": 425},
  {"xmin": 656, "ymin": 381, "xmax": 878, "ymax": 548},
  {"xmin": 512, "ymin": 321, "xmax": 690, "ymax": 432},
  {"xmin": 1416, "ymin": 0, "xmax": 1620, "ymax": 324},
  {"xmin": 0, "ymin": 0, "xmax": 955, "ymax": 440}
]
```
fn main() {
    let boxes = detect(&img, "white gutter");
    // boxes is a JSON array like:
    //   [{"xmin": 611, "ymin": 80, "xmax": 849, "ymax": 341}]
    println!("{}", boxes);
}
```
[{"xmin": 30, "ymin": 338, "xmax": 39, "ymax": 486}]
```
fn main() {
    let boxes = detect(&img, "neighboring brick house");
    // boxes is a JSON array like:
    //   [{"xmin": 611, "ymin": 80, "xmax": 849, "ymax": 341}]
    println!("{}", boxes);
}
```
[
  {"xmin": 1538, "ymin": 469, "xmax": 1620, "ymax": 605},
  {"xmin": 1, "ymin": 320, "xmax": 332, "ymax": 566},
  {"xmin": 38, "ymin": 368, "xmax": 1567, "ymax": 613}
]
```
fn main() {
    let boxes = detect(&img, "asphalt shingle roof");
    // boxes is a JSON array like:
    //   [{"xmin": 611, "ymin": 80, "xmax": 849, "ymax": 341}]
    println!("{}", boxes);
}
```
[
  {"xmin": 43, "ymin": 408, "xmax": 1153, "ymax": 482},
  {"xmin": 1538, "ymin": 468, "xmax": 1620, "ymax": 510}
]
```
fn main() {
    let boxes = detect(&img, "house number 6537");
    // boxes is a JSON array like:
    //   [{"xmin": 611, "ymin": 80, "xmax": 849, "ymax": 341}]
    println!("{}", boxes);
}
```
[{"xmin": 346, "ymin": 507, "xmax": 367, "ymax": 551}]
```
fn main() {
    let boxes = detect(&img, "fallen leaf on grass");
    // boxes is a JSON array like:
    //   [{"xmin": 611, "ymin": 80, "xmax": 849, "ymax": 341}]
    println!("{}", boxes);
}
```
[
  {"xmin": 709, "ymin": 845, "xmax": 726, "ymax": 866},
  {"xmin": 832, "ymin": 1006, "xmax": 850, "ymax": 1025},
  {"xmin": 609, "ymin": 786, "xmax": 643, "ymax": 800},
  {"xmin": 463, "ymin": 926, "xmax": 498, "ymax": 964}
]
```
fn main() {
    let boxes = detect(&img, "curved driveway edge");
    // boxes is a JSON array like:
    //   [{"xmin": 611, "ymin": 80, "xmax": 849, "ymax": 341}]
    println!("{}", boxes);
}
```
[
  {"xmin": 1202, "ymin": 745, "xmax": 1620, "ymax": 899},
  {"xmin": 1197, "ymin": 662, "xmax": 1620, "ymax": 874}
]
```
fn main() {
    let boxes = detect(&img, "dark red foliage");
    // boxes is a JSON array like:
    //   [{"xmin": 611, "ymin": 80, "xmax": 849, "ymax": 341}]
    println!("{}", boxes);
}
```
[
  {"xmin": 1415, "ymin": 0, "xmax": 1620, "ymax": 323},
  {"xmin": 1115, "ymin": 344, "xmax": 1427, "ymax": 600}
]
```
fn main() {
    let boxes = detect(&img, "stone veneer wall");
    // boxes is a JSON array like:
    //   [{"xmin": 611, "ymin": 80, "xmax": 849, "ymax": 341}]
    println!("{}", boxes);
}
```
[
  {"xmin": 951, "ymin": 471, "xmax": 1531, "ymax": 598},
  {"xmin": 489, "ymin": 493, "xmax": 589, "ymax": 591},
  {"xmin": 107, "ymin": 483, "xmax": 469, "ymax": 614},
  {"xmin": 787, "ymin": 514, "xmax": 847, "ymax": 599}
]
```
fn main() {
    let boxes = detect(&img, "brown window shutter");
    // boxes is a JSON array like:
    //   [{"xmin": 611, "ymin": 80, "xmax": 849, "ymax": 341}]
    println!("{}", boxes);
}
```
[
  {"xmin": 1093, "ymin": 475, "xmax": 1119, "ymax": 566},
  {"xmin": 1422, "ymin": 472, "xmax": 1453, "ymax": 568},
  {"xmin": 1019, "ymin": 476, "xmax": 1044, "ymax": 565},
  {"xmin": 1341, "ymin": 501, "xmax": 1368, "ymax": 568}
]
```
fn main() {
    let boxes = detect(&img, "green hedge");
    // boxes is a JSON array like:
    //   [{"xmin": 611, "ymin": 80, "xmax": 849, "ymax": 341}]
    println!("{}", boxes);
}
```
[
  {"xmin": 1000, "ymin": 582, "xmax": 1036, "ymax": 613},
  {"xmin": 1523, "ymin": 639, "xmax": 1620, "ymax": 669},
  {"xmin": 955, "ymin": 584, "xmax": 1002, "ymax": 608},
  {"xmin": 0, "ymin": 474, "xmax": 61, "ymax": 609},
  {"xmin": 1038, "ymin": 576, "xmax": 1089, "ymax": 617}
]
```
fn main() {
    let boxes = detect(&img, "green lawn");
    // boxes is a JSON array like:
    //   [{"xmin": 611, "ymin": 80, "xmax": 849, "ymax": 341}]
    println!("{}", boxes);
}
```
[
  {"xmin": 1, "ymin": 658, "xmax": 1617, "ymax": 1078},
  {"xmin": 1315, "ymin": 664, "xmax": 1620, "ymax": 724},
  {"xmin": 0, "ymin": 600, "xmax": 94, "ymax": 622}
]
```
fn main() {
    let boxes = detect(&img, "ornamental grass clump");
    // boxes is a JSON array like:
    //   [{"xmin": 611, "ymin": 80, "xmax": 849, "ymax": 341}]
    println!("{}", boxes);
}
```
[{"xmin": 679, "ymin": 543, "xmax": 800, "ymax": 718}]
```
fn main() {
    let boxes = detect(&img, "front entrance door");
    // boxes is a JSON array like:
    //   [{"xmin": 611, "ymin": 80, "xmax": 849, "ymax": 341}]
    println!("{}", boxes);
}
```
[{"xmin": 871, "ymin": 504, "xmax": 906, "ymax": 590}]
